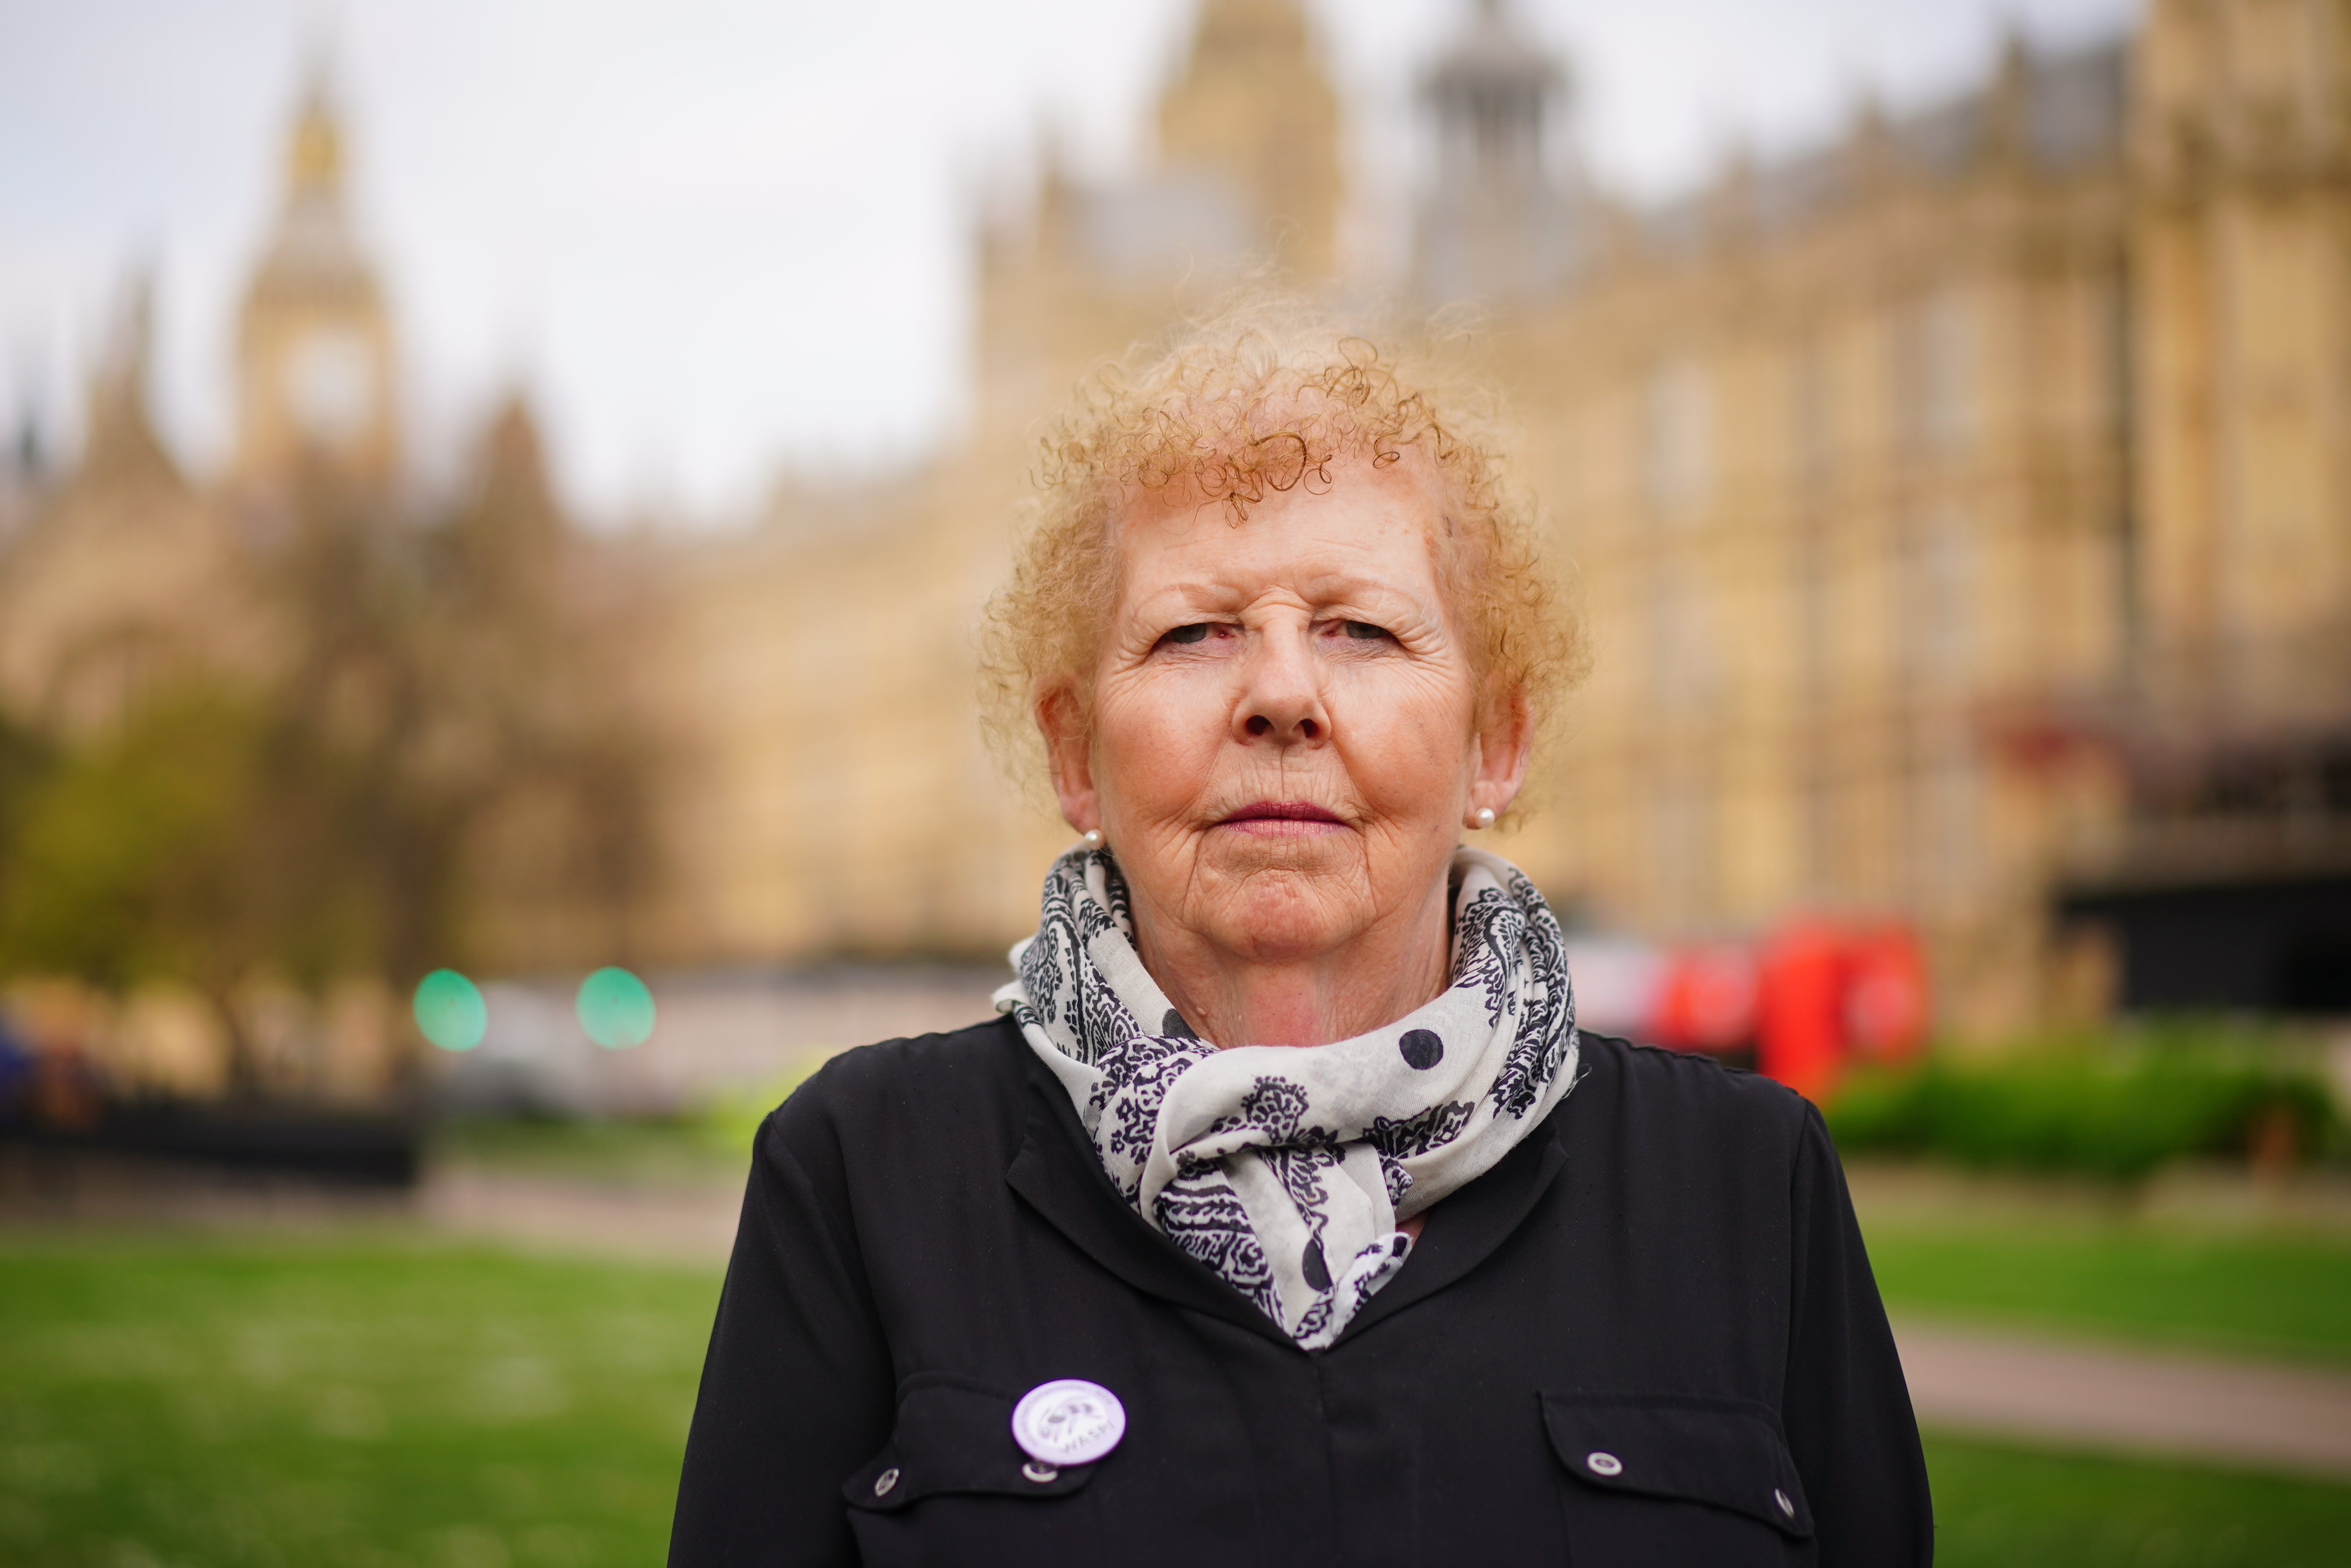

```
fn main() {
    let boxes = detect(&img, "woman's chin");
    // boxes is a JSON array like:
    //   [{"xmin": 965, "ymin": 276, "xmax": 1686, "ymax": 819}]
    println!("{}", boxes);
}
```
[{"xmin": 1186, "ymin": 870, "xmax": 1370, "ymax": 963}]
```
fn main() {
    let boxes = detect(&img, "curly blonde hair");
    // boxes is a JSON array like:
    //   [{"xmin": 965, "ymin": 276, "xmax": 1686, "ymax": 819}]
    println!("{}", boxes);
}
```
[{"xmin": 979, "ymin": 300, "xmax": 1583, "ymax": 814}]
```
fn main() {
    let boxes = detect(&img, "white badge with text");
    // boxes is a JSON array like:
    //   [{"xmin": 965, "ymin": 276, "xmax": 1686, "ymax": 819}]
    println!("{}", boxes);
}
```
[{"xmin": 1012, "ymin": 1379, "xmax": 1126, "ymax": 1467}]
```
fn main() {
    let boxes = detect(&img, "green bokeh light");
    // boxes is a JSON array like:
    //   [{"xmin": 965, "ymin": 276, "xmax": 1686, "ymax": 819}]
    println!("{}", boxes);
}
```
[
  {"xmin": 413, "ymin": 969, "xmax": 487, "ymax": 1052},
  {"xmin": 577, "ymin": 967, "xmax": 655, "ymax": 1049}
]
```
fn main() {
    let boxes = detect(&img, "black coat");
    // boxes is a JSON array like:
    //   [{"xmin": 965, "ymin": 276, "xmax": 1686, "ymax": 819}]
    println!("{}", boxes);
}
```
[{"xmin": 670, "ymin": 1018, "xmax": 1931, "ymax": 1567}]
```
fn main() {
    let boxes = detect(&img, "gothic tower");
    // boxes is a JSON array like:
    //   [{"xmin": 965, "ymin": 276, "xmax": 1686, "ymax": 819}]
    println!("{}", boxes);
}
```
[
  {"xmin": 0, "ymin": 280, "xmax": 258, "ymax": 732},
  {"xmin": 1156, "ymin": 0, "xmax": 1343, "ymax": 277},
  {"xmin": 234, "ymin": 61, "xmax": 399, "ymax": 492},
  {"xmin": 1413, "ymin": 0, "xmax": 1580, "ymax": 305}
]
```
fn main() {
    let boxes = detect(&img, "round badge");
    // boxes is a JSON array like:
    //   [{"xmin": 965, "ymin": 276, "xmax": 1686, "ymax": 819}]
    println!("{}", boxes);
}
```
[{"xmin": 1011, "ymin": 1379, "xmax": 1126, "ymax": 1467}]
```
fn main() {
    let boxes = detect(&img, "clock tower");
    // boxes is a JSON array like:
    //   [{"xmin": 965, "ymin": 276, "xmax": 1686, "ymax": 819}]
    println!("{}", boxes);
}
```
[{"xmin": 234, "ymin": 62, "xmax": 398, "ymax": 492}]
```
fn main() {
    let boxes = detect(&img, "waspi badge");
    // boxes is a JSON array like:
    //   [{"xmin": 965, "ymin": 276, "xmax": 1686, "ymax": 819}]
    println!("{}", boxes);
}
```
[{"xmin": 1012, "ymin": 1379, "xmax": 1126, "ymax": 1467}]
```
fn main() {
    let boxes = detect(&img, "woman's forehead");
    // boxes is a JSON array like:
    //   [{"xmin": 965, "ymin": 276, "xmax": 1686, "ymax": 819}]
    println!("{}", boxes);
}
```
[{"xmin": 1111, "ymin": 457, "xmax": 1445, "ymax": 596}]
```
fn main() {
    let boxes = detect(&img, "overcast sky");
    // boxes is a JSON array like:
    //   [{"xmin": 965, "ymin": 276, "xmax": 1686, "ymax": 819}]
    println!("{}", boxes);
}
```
[{"xmin": 0, "ymin": 0, "xmax": 2138, "ymax": 523}]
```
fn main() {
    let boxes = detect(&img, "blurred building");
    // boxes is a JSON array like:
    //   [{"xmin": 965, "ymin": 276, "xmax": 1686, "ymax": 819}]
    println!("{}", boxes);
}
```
[
  {"xmin": 0, "ymin": 283, "xmax": 265, "ymax": 736},
  {"xmin": 1470, "ymin": 21, "xmax": 2146, "ymax": 1033},
  {"xmin": 0, "ymin": 75, "xmax": 414, "ymax": 743},
  {"xmin": 0, "ymin": 65, "xmax": 405, "ymax": 737},
  {"xmin": 0, "ymin": 64, "xmax": 654, "ymax": 1097},
  {"xmin": 4, "ymin": 0, "xmax": 2345, "ymax": 1042},
  {"xmin": 2059, "ymin": 0, "xmax": 2351, "ymax": 1015},
  {"xmin": 651, "ymin": 0, "xmax": 2351, "ymax": 1032},
  {"xmin": 1471, "ymin": 0, "xmax": 2351, "ymax": 1029}
]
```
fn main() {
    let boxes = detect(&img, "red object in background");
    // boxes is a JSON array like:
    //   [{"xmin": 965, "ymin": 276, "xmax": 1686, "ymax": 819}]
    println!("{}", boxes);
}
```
[
  {"xmin": 1755, "ymin": 921, "xmax": 1930, "ymax": 1102},
  {"xmin": 1843, "ymin": 928, "xmax": 1929, "ymax": 1064},
  {"xmin": 1651, "ymin": 944, "xmax": 1759, "ymax": 1052},
  {"xmin": 1756, "ymin": 923, "xmax": 1847, "ymax": 1102}
]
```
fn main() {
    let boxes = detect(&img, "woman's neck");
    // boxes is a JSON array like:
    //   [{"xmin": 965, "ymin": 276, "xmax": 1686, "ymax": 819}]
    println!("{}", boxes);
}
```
[{"xmin": 1134, "ymin": 875, "xmax": 1455, "ymax": 1048}]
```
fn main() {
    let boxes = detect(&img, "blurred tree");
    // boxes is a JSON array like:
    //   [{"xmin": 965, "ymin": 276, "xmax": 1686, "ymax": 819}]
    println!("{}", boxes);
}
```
[
  {"xmin": 0, "ymin": 683, "xmax": 403, "ymax": 1094},
  {"xmin": 424, "ymin": 398, "xmax": 658, "ymax": 972},
  {"xmin": 0, "ymin": 711, "xmax": 59, "ymax": 932},
  {"xmin": 0, "ymin": 403, "xmax": 658, "ymax": 1099},
  {"xmin": 263, "ymin": 461, "xmax": 469, "ymax": 991}
]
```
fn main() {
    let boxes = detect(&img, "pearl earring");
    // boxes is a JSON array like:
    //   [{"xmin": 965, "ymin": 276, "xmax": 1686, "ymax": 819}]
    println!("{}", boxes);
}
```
[
  {"xmin": 1474, "ymin": 807, "xmax": 1496, "ymax": 830},
  {"xmin": 1081, "ymin": 829, "xmax": 1104, "ymax": 850}
]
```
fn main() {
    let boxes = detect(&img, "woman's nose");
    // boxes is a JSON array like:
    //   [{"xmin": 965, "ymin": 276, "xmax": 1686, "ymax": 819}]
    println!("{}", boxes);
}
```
[{"xmin": 1236, "ymin": 632, "xmax": 1328, "ymax": 744}]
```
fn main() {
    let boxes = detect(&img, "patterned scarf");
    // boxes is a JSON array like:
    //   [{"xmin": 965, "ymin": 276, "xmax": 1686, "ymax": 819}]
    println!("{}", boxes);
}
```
[{"xmin": 994, "ymin": 845, "xmax": 1579, "ymax": 1350}]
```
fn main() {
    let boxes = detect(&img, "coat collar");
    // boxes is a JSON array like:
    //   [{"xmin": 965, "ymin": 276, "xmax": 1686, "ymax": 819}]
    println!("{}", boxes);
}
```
[
  {"xmin": 1334, "ymin": 1114, "xmax": 1566, "ymax": 1344},
  {"xmin": 1005, "ymin": 1039, "xmax": 1294, "ymax": 1347},
  {"xmin": 1001, "ymin": 1027, "xmax": 1570, "ymax": 1353}
]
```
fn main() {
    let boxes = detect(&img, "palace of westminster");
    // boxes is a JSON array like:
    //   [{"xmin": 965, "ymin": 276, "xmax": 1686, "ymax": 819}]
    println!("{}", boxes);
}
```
[{"xmin": 3, "ymin": 0, "xmax": 2348, "ymax": 1039}]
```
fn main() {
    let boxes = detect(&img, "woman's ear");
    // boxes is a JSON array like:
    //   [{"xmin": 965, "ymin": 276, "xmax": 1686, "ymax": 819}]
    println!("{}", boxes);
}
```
[
  {"xmin": 1035, "ymin": 678, "xmax": 1099, "ymax": 834},
  {"xmin": 1472, "ymin": 688, "xmax": 1534, "ymax": 821}
]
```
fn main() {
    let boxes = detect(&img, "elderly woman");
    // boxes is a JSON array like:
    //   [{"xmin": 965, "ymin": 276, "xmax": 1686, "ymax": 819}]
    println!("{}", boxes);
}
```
[{"xmin": 669, "ymin": 318, "xmax": 1930, "ymax": 1566}]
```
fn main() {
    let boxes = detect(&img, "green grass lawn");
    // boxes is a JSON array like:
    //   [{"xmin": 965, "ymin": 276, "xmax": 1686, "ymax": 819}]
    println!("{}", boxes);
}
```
[
  {"xmin": 1928, "ymin": 1434, "xmax": 2351, "ymax": 1567},
  {"xmin": 1863, "ymin": 1219, "xmax": 2351, "ymax": 1363},
  {"xmin": 0, "ymin": 1236, "xmax": 719, "ymax": 1568},
  {"xmin": 5, "ymin": 1229, "xmax": 2351, "ymax": 1566}
]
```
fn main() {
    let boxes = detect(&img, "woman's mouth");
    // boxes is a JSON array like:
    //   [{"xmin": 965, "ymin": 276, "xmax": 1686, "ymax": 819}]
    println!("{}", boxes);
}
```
[{"xmin": 1216, "ymin": 801, "xmax": 1348, "ymax": 836}]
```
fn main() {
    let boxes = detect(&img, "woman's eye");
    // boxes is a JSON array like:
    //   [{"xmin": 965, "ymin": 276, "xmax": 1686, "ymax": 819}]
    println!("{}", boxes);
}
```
[
  {"xmin": 1162, "ymin": 622, "xmax": 1213, "ymax": 646},
  {"xmin": 1341, "ymin": 620, "xmax": 1393, "ymax": 642}
]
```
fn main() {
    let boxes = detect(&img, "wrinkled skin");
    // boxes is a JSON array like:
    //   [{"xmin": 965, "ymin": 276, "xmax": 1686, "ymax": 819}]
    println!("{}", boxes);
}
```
[{"xmin": 1039, "ymin": 454, "xmax": 1529, "ymax": 1052}]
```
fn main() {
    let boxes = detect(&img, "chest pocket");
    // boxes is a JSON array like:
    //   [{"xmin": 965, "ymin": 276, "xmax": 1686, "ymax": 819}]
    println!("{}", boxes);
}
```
[
  {"xmin": 1543, "ymin": 1393, "xmax": 1815, "ymax": 1566},
  {"xmin": 843, "ymin": 1374, "xmax": 1103, "ymax": 1566}
]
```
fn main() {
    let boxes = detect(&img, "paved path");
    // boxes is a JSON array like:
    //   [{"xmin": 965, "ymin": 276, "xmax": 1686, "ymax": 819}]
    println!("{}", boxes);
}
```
[
  {"xmin": 415, "ymin": 1170, "xmax": 2351, "ymax": 1480},
  {"xmin": 1893, "ymin": 1319, "xmax": 2351, "ymax": 1479},
  {"xmin": 423, "ymin": 1168, "xmax": 742, "ymax": 1266}
]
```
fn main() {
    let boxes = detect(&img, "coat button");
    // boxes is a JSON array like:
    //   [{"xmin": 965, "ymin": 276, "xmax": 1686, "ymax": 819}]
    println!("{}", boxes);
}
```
[
  {"xmin": 1775, "ymin": 1487, "xmax": 1795, "ymax": 1517},
  {"xmin": 1022, "ymin": 1460, "xmax": 1059, "ymax": 1483},
  {"xmin": 1585, "ymin": 1451, "xmax": 1624, "ymax": 1477},
  {"xmin": 872, "ymin": 1467, "xmax": 899, "ymax": 1498},
  {"xmin": 1012, "ymin": 1379, "xmax": 1126, "ymax": 1466}
]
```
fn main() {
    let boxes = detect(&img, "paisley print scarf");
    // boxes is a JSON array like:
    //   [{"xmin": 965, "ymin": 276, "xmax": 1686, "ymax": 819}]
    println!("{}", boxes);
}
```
[{"xmin": 993, "ymin": 845, "xmax": 1579, "ymax": 1351}]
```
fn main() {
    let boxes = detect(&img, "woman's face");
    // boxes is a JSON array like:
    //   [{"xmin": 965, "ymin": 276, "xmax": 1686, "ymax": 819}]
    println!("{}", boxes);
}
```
[{"xmin": 1043, "ymin": 455, "xmax": 1527, "ymax": 968}]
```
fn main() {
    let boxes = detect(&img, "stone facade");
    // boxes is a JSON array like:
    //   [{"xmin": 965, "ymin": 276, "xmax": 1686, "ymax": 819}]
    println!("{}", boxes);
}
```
[
  {"xmin": 1486, "ymin": 30, "xmax": 2145, "ymax": 1033},
  {"xmin": 647, "ymin": 0, "xmax": 2351, "ymax": 1031},
  {"xmin": 0, "ymin": 286, "xmax": 267, "ymax": 737}
]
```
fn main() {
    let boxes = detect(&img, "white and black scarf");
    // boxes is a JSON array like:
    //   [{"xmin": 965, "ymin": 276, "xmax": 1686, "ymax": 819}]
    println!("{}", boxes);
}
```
[{"xmin": 994, "ymin": 845, "xmax": 1579, "ymax": 1350}]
